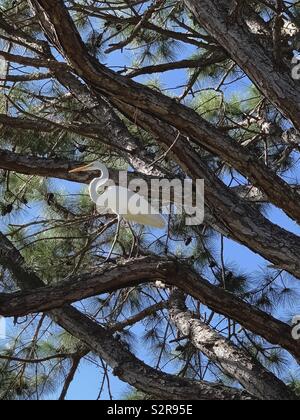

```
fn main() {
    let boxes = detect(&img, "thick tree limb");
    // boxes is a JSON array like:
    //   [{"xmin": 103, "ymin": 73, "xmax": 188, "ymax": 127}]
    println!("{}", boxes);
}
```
[
  {"xmin": 0, "ymin": 232, "xmax": 253, "ymax": 400},
  {"xmin": 127, "ymin": 52, "xmax": 227, "ymax": 77},
  {"xmin": 0, "ymin": 253, "xmax": 299, "ymax": 364},
  {"xmin": 29, "ymin": 0, "xmax": 300, "ymax": 226},
  {"xmin": 183, "ymin": 0, "xmax": 300, "ymax": 132},
  {"xmin": 1, "ymin": 148, "xmax": 292, "ymax": 203},
  {"xmin": 114, "ymin": 100, "xmax": 300, "ymax": 279},
  {"xmin": 51, "ymin": 305, "xmax": 254, "ymax": 400},
  {"xmin": 0, "ymin": 50, "xmax": 68, "ymax": 70},
  {"xmin": 0, "ymin": 72, "xmax": 51, "ymax": 82},
  {"xmin": 0, "ymin": 0, "xmax": 298, "ymax": 400},
  {"xmin": 169, "ymin": 290, "xmax": 296, "ymax": 400},
  {"xmin": 6, "ymin": 0, "xmax": 300, "ymax": 280}
]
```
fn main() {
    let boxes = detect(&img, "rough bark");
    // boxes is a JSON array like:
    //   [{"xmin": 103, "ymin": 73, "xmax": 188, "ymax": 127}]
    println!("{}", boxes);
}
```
[
  {"xmin": 2, "ymin": 148, "xmax": 298, "ymax": 204},
  {"xmin": 28, "ymin": 0, "xmax": 300, "ymax": 226},
  {"xmin": 169, "ymin": 290, "xmax": 296, "ymax": 400},
  {"xmin": 183, "ymin": 0, "xmax": 300, "ymax": 131},
  {"xmin": 0, "ymin": 232, "xmax": 254, "ymax": 400},
  {"xmin": 51, "ymin": 305, "xmax": 254, "ymax": 400},
  {"xmin": 0, "ymin": 0, "xmax": 299, "ymax": 400},
  {"xmin": 0, "ymin": 253, "xmax": 299, "ymax": 364},
  {"xmin": 0, "ymin": 148, "xmax": 119, "ymax": 185},
  {"xmin": 126, "ymin": 51, "xmax": 228, "ymax": 77},
  {"xmin": 115, "ymin": 100, "xmax": 300, "ymax": 279},
  {"xmin": 5, "ymin": 1, "xmax": 300, "ymax": 279}
]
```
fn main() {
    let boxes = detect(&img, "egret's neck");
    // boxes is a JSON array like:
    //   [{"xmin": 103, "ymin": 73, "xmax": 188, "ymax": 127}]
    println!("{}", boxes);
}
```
[
  {"xmin": 88, "ymin": 163, "xmax": 110, "ymax": 204},
  {"xmin": 89, "ymin": 178, "xmax": 107, "ymax": 203}
]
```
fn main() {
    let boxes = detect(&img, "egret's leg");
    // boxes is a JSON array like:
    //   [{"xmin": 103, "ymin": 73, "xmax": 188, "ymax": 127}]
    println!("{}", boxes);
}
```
[
  {"xmin": 136, "ymin": 225, "xmax": 144, "ymax": 257},
  {"xmin": 106, "ymin": 216, "xmax": 121, "ymax": 262},
  {"xmin": 127, "ymin": 222, "xmax": 137, "ymax": 258}
]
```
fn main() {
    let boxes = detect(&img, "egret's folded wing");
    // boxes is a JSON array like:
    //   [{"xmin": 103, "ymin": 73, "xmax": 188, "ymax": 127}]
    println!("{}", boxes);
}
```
[{"xmin": 124, "ymin": 212, "xmax": 166, "ymax": 229}]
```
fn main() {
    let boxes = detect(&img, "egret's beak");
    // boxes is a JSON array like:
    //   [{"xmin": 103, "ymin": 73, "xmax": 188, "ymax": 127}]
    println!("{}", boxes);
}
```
[{"xmin": 69, "ymin": 164, "xmax": 91, "ymax": 174}]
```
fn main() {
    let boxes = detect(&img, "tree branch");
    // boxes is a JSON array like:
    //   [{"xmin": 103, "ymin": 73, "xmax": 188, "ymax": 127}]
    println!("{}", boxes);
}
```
[
  {"xmin": 0, "ymin": 251, "xmax": 299, "ymax": 364},
  {"xmin": 183, "ymin": 0, "xmax": 300, "ymax": 131},
  {"xmin": 29, "ymin": 0, "xmax": 300, "ymax": 227},
  {"xmin": 169, "ymin": 289, "xmax": 296, "ymax": 400},
  {"xmin": 51, "ymin": 305, "xmax": 254, "ymax": 400},
  {"xmin": 0, "ymin": 232, "xmax": 253, "ymax": 400}
]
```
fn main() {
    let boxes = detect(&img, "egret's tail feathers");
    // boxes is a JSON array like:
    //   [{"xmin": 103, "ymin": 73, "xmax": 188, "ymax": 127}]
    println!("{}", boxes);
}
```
[{"xmin": 124, "ymin": 213, "xmax": 166, "ymax": 229}]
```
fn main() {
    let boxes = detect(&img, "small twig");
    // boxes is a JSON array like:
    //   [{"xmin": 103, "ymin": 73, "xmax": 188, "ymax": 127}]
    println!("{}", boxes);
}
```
[
  {"xmin": 105, "ymin": 0, "xmax": 166, "ymax": 53},
  {"xmin": 169, "ymin": 335, "xmax": 189, "ymax": 344},
  {"xmin": 106, "ymin": 216, "xmax": 121, "ymax": 261},
  {"xmin": 148, "ymin": 131, "xmax": 181, "ymax": 168}
]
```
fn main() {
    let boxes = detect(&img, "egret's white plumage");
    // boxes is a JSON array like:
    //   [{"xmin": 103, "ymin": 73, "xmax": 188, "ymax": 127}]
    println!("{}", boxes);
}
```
[{"xmin": 70, "ymin": 161, "xmax": 165, "ymax": 229}]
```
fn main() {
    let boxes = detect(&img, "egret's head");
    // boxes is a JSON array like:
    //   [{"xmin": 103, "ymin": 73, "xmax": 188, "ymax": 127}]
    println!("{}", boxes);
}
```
[
  {"xmin": 69, "ymin": 162, "xmax": 100, "ymax": 174},
  {"xmin": 69, "ymin": 162, "xmax": 110, "ymax": 202}
]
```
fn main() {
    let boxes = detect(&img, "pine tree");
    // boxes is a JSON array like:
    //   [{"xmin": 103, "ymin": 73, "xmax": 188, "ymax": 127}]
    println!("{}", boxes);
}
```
[{"xmin": 0, "ymin": 0, "xmax": 300, "ymax": 400}]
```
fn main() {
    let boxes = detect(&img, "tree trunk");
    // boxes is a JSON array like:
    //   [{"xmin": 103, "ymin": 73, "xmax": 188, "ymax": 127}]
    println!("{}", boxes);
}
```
[
  {"xmin": 169, "ymin": 290, "xmax": 296, "ymax": 400},
  {"xmin": 183, "ymin": 0, "xmax": 300, "ymax": 131}
]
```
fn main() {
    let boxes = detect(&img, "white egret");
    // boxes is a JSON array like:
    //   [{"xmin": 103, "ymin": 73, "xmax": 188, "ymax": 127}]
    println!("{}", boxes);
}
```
[
  {"xmin": 69, "ymin": 161, "xmax": 165, "ymax": 259},
  {"xmin": 70, "ymin": 161, "xmax": 165, "ymax": 228}
]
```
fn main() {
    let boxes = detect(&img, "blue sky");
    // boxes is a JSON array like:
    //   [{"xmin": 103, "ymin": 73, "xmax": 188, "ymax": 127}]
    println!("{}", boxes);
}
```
[
  {"xmin": 61, "ymin": 205, "xmax": 300, "ymax": 400},
  {"xmin": 3, "ymin": 205, "xmax": 299, "ymax": 400},
  {"xmin": 62, "ymin": 47, "xmax": 300, "ymax": 400},
  {"xmin": 1, "ymin": 10, "xmax": 300, "ymax": 399}
]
